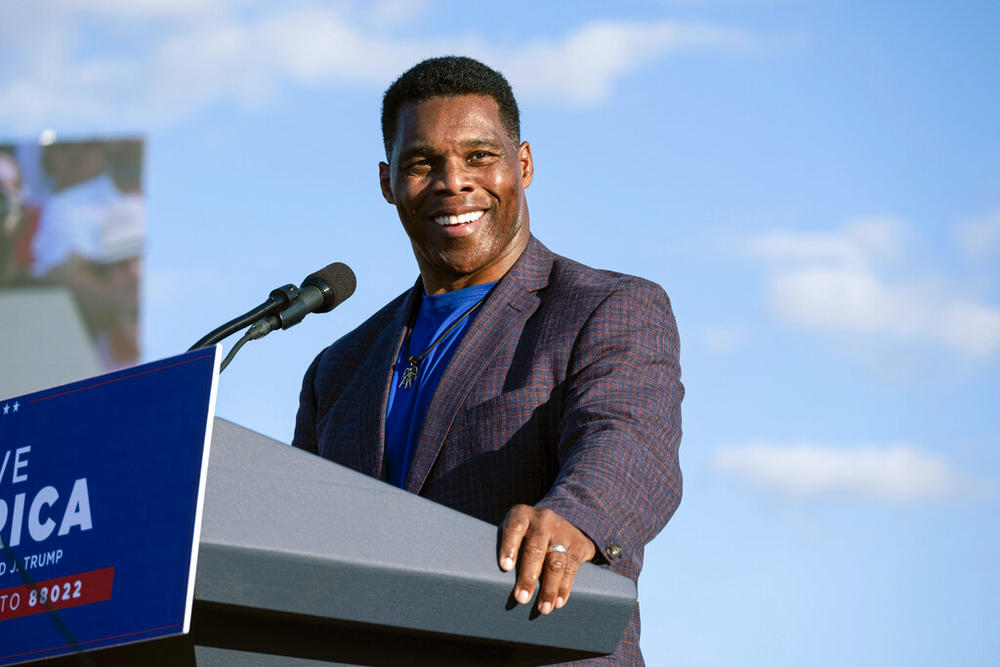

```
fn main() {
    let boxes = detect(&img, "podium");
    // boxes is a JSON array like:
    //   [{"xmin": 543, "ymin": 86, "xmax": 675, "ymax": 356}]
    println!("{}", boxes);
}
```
[{"xmin": 39, "ymin": 419, "xmax": 637, "ymax": 666}]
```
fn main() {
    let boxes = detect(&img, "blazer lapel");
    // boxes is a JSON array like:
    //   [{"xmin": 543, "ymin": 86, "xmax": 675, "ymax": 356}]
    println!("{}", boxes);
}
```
[
  {"xmin": 354, "ymin": 285, "xmax": 419, "ymax": 480},
  {"xmin": 403, "ymin": 237, "xmax": 553, "ymax": 493}
]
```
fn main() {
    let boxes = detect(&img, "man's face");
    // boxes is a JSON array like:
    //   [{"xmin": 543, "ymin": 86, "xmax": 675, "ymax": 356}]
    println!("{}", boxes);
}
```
[{"xmin": 380, "ymin": 94, "xmax": 533, "ymax": 294}]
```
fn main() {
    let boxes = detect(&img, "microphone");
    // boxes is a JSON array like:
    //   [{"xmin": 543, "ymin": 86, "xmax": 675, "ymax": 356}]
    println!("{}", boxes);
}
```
[{"xmin": 247, "ymin": 262, "xmax": 356, "ymax": 340}]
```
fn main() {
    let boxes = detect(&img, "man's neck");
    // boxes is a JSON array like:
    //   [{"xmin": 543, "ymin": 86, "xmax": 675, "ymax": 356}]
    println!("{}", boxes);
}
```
[{"xmin": 418, "ymin": 232, "xmax": 530, "ymax": 295}]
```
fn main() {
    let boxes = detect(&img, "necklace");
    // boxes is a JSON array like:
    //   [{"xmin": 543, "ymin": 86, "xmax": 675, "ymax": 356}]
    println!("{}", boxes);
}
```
[{"xmin": 397, "ymin": 292, "xmax": 489, "ymax": 389}]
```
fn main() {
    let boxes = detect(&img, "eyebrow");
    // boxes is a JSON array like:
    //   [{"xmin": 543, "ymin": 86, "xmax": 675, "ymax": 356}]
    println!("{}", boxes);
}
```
[
  {"xmin": 396, "ymin": 145, "xmax": 434, "ymax": 163},
  {"xmin": 397, "ymin": 138, "xmax": 504, "ymax": 163},
  {"xmin": 458, "ymin": 138, "xmax": 504, "ymax": 151}
]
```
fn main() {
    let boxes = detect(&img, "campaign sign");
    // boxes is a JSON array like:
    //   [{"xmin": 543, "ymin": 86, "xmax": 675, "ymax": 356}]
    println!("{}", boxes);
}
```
[{"xmin": 0, "ymin": 347, "xmax": 220, "ymax": 665}]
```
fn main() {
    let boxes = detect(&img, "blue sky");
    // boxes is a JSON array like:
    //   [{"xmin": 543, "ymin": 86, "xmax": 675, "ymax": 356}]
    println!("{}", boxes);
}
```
[{"xmin": 2, "ymin": 1, "xmax": 998, "ymax": 664}]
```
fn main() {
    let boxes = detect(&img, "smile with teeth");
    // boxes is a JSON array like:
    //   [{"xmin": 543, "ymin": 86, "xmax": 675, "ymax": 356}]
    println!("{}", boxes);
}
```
[{"xmin": 433, "ymin": 210, "xmax": 484, "ymax": 226}]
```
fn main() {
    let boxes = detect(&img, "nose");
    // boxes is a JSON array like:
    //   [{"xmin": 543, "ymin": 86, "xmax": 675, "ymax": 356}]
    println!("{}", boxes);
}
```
[{"xmin": 433, "ymin": 157, "xmax": 474, "ymax": 195}]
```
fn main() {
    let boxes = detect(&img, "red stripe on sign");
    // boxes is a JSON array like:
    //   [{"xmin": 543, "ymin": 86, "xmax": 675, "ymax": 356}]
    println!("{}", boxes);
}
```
[
  {"xmin": 0, "ymin": 567, "xmax": 114, "ymax": 621},
  {"xmin": 31, "ymin": 354, "xmax": 214, "ymax": 402}
]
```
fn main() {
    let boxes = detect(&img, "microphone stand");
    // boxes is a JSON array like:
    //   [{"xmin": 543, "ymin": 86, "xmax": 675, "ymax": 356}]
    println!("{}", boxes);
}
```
[
  {"xmin": 188, "ymin": 262, "xmax": 354, "ymax": 372},
  {"xmin": 188, "ymin": 284, "xmax": 300, "ymax": 352}
]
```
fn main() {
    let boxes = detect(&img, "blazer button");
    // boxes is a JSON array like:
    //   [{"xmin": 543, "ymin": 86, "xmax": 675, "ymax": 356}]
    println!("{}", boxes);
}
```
[{"xmin": 605, "ymin": 544, "xmax": 622, "ymax": 560}]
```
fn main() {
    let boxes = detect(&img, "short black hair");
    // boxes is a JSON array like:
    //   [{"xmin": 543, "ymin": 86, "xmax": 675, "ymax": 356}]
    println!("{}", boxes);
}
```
[{"xmin": 381, "ymin": 56, "xmax": 520, "ymax": 159}]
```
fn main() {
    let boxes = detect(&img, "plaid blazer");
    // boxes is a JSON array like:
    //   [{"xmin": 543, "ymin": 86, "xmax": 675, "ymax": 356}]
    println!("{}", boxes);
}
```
[{"xmin": 293, "ymin": 236, "xmax": 683, "ymax": 665}]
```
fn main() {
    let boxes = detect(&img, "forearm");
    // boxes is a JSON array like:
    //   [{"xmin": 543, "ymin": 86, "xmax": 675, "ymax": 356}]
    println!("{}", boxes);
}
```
[{"xmin": 537, "ymin": 280, "xmax": 683, "ymax": 572}]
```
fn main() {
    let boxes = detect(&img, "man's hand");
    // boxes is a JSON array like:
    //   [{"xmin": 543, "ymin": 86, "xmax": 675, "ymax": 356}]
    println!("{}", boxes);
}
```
[{"xmin": 498, "ymin": 504, "xmax": 597, "ymax": 615}]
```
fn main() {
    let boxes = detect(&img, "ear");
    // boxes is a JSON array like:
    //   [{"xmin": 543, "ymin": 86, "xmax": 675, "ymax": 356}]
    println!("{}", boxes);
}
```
[
  {"xmin": 518, "ymin": 141, "xmax": 533, "ymax": 189},
  {"xmin": 379, "ymin": 161, "xmax": 395, "ymax": 204}
]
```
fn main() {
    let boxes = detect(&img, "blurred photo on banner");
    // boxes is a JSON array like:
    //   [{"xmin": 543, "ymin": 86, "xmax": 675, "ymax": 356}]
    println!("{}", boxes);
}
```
[{"xmin": 0, "ymin": 136, "xmax": 145, "ymax": 372}]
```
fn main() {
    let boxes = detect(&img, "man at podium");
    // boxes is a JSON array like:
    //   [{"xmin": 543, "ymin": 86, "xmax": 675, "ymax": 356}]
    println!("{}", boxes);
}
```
[{"xmin": 292, "ymin": 56, "xmax": 683, "ymax": 665}]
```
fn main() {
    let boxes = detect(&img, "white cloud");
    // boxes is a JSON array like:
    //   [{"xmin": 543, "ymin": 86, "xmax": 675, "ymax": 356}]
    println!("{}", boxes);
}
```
[
  {"xmin": 751, "ymin": 216, "xmax": 1000, "ymax": 360},
  {"xmin": 55, "ymin": 0, "xmax": 237, "ymax": 19},
  {"xmin": 712, "ymin": 442, "xmax": 986, "ymax": 502},
  {"xmin": 0, "ymin": 2, "xmax": 750, "ymax": 131},
  {"xmin": 955, "ymin": 209, "xmax": 1000, "ymax": 261},
  {"xmin": 501, "ymin": 21, "xmax": 749, "ymax": 105},
  {"xmin": 752, "ymin": 216, "xmax": 906, "ymax": 267}
]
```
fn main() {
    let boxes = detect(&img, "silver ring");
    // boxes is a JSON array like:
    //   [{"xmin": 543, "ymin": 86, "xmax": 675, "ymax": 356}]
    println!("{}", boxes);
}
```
[{"xmin": 548, "ymin": 544, "xmax": 568, "ymax": 554}]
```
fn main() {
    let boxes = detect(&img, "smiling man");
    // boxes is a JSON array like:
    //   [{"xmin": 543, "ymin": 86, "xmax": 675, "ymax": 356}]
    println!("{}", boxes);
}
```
[
  {"xmin": 381, "ymin": 92, "xmax": 530, "ymax": 294},
  {"xmin": 293, "ymin": 56, "xmax": 683, "ymax": 665}
]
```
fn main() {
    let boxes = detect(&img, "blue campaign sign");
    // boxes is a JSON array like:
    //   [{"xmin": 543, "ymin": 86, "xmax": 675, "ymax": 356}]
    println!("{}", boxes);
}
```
[{"xmin": 0, "ymin": 347, "xmax": 220, "ymax": 665}]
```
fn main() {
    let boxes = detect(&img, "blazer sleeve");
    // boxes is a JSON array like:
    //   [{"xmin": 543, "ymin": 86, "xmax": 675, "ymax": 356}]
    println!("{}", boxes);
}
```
[
  {"xmin": 535, "ymin": 278, "xmax": 683, "ymax": 575},
  {"xmin": 291, "ymin": 351, "xmax": 322, "ymax": 455}
]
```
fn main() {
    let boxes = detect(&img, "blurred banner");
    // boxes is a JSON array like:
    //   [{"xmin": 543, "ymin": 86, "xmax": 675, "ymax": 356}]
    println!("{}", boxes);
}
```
[{"xmin": 0, "ymin": 137, "xmax": 145, "ymax": 374}]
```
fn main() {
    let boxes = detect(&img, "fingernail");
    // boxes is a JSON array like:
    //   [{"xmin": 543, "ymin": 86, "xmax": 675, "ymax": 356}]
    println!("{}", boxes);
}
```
[
  {"xmin": 556, "ymin": 596, "xmax": 565, "ymax": 608},
  {"xmin": 516, "ymin": 589, "xmax": 531, "ymax": 604},
  {"xmin": 501, "ymin": 557, "xmax": 514, "ymax": 571},
  {"xmin": 540, "ymin": 601, "xmax": 552, "ymax": 614}
]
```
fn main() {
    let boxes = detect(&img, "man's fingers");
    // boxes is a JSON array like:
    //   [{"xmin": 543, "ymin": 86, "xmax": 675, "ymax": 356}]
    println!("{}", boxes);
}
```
[
  {"xmin": 554, "ymin": 556, "xmax": 580, "ymax": 609},
  {"xmin": 498, "ymin": 504, "xmax": 532, "ymax": 572},
  {"xmin": 499, "ymin": 505, "xmax": 598, "ymax": 613},
  {"xmin": 536, "ymin": 547, "xmax": 568, "ymax": 614},
  {"xmin": 514, "ymin": 527, "xmax": 550, "ymax": 605}
]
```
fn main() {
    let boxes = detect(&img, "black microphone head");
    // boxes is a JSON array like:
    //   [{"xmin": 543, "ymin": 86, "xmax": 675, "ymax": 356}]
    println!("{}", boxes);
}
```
[{"xmin": 302, "ymin": 262, "xmax": 356, "ymax": 312}]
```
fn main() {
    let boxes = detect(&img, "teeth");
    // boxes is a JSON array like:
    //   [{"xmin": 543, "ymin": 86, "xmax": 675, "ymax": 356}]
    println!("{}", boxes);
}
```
[{"xmin": 433, "ymin": 210, "xmax": 484, "ymax": 226}]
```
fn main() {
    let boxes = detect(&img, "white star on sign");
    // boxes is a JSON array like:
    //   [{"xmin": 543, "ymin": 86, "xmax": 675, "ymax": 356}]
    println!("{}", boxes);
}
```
[
  {"xmin": 12, "ymin": 401, "xmax": 18, "ymax": 413},
  {"xmin": 2, "ymin": 404, "xmax": 7, "ymax": 415}
]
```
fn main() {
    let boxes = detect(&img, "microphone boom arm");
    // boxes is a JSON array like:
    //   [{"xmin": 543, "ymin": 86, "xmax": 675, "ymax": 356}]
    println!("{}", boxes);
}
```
[
  {"xmin": 188, "ymin": 262, "xmax": 355, "ymax": 373},
  {"xmin": 188, "ymin": 284, "xmax": 300, "ymax": 351}
]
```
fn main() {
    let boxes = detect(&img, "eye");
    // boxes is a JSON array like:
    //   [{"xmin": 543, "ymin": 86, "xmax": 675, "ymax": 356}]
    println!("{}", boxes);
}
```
[
  {"xmin": 468, "ymin": 150, "xmax": 494, "ymax": 163},
  {"xmin": 404, "ymin": 158, "xmax": 432, "ymax": 174}
]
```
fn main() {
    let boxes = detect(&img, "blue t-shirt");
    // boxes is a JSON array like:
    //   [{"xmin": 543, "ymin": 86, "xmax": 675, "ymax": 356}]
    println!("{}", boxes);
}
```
[{"xmin": 384, "ymin": 281, "xmax": 496, "ymax": 488}]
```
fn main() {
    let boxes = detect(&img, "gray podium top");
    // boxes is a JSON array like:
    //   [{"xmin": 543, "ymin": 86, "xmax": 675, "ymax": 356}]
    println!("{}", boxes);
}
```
[{"xmin": 195, "ymin": 418, "xmax": 637, "ymax": 664}]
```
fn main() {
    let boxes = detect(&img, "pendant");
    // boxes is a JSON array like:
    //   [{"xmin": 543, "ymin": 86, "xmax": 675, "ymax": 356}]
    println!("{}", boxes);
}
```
[{"xmin": 398, "ymin": 357, "xmax": 420, "ymax": 389}]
